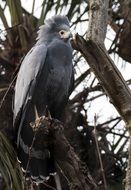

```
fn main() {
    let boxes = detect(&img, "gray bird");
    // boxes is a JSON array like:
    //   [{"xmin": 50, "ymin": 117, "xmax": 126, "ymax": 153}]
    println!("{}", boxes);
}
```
[{"xmin": 13, "ymin": 15, "xmax": 74, "ymax": 181}]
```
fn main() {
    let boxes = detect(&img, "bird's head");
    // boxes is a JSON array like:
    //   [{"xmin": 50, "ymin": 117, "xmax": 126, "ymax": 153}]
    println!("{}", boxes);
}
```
[{"xmin": 37, "ymin": 15, "xmax": 72, "ymax": 43}]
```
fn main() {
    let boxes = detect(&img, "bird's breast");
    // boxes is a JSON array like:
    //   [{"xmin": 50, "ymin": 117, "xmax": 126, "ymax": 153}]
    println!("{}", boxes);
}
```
[
  {"xmin": 47, "ymin": 40, "xmax": 72, "ymax": 64},
  {"xmin": 32, "ymin": 40, "xmax": 73, "ymax": 115}
]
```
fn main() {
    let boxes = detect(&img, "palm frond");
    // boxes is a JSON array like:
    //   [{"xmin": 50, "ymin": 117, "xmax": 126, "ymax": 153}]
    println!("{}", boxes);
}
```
[{"xmin": 0, "ymin": 132, "xmax": 23, "ymax": 190}]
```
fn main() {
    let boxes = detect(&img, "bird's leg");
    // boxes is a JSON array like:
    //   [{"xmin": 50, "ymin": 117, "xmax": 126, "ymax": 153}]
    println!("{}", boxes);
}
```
[
  {"xmin": 34, "ymin": 105, "xmax": 39, "ymax": 120},
  {"xmin": 30, "ymin": 105, "xmax": 41, "ymax": 131},
  {"xmin": 44, "ymin": 105, "xmax": 52, "ymax": 119},
  {"xmin": 54, "ymin": 173, "xmax": 62, "ymax": 190}
]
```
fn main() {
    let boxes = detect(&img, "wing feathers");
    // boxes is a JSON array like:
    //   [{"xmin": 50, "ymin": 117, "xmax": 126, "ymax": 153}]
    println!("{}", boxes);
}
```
[{"xmin": 14, "ymin": 44, "xmax": 47, "ymax": 125}]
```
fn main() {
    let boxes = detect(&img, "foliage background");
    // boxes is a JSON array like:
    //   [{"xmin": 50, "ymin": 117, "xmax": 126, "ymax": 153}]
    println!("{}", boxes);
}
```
[{"xmin": 0, "ymin": 0, "xmax": 131, "ymax": 189}]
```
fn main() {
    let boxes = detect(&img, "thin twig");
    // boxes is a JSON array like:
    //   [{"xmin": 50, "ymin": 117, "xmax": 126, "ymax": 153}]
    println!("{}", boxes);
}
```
[
  {"xmin": 0, "ymin": 74, "xmax": 17, "ymax": 109},
  {"xmin": 0, "ymin": 23, "xmax": 22, "ymax": 34},
  {"xmin": 94, "ymin": 114, "xmax": 107, "ymax": 190},
  {"xmin": 31, "ymin": 0, "xmax": 36, "ymax": 15},
  {"xmin": 56, "ymin": 162, "xmax": 70, "ymax": 186}
]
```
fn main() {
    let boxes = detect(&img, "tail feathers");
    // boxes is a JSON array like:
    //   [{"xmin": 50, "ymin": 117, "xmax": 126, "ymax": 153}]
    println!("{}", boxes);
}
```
[{"xmin": 18, "ymin": 138, "xmax": 56, "ymax": 182}]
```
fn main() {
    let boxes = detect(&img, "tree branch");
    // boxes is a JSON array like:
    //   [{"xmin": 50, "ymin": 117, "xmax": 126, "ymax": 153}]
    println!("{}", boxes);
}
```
[{"xmin": 72, "ymin": 35, "xmax": 131, "ymax": 126}]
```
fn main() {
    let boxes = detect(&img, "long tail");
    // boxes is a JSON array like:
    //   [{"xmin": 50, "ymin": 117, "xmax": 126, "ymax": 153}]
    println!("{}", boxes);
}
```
[{"xmin": 17, "ymin": 122, "xmax": 56, "ymax": 182}]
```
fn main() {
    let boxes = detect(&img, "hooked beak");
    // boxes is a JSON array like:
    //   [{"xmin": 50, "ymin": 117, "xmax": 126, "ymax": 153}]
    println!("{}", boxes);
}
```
[
  {"xmin": 62, "ymin": 31, "xmax": 73, "ymax": 40},
  {"xmin": 69, "ymin": 32, "xmax": 73, "ymax": 38}
]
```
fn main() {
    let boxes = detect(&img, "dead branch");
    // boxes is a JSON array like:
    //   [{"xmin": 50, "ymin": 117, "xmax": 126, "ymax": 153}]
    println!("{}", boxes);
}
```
[{"xmin": 72, "ymin": 34, "xmax": 131, "ymax": 129}]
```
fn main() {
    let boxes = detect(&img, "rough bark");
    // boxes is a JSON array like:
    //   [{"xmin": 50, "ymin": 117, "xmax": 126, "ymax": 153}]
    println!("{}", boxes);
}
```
[
  {"xmin": 71, "ymin": 0, "xmax": 131, "ymax": 189},
  {"xmin": 117, "ymin": 0, "xmax": 131, "ymax": 63},
  {"xmin": 87, "ymin": 0, "xmax": 109, "ymax": 43},
  {"xmin": 72, "ymin": 35, "xmax": 131, "ymax": 126}
]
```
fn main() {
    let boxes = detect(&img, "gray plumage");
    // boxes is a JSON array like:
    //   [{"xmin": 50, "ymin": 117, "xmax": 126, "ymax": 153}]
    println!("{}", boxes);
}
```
[{"xmin": 13, "ymin": 15, "xmax": 74, "ymax": 181}]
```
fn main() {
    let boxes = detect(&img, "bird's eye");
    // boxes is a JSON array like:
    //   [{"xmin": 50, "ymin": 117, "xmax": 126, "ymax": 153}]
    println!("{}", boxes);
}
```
[{"xmin": 59, "ymin": 30, "xmax": 65, "ymax": 36}]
